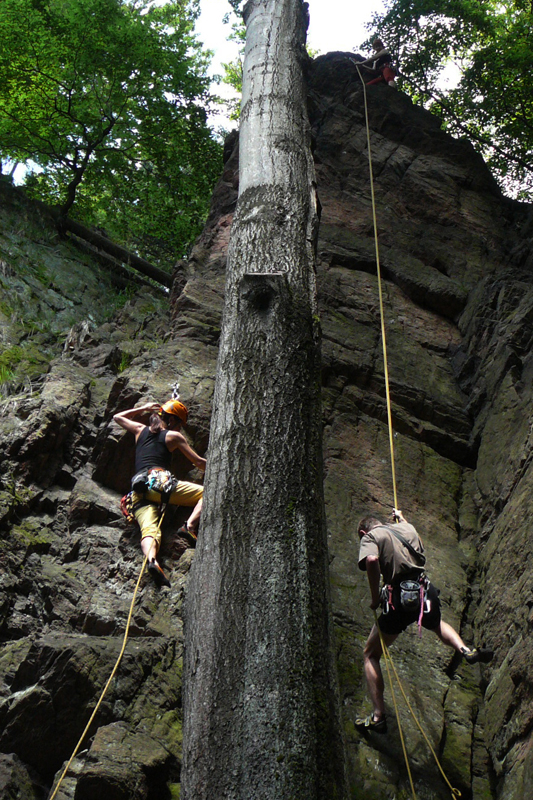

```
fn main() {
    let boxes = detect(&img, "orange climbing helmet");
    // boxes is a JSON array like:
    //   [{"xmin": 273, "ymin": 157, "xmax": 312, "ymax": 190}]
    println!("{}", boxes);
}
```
[{"xmin": 160, "ymin": 399, "xmax": 188, "ymax": 425}]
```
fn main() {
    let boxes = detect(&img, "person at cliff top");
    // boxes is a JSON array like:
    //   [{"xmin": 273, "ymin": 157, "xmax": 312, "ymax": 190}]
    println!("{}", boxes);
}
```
[
  {"xmin": 114, "ymin": 400, "xmax": 206, "ymax": 588},
  {"xmin": 355, "ymin": 509, "xmax": 493, "ymax": 734},
  {"xmin": 357, "ymin": 38, "xmax": 397, "ymax": 87}
]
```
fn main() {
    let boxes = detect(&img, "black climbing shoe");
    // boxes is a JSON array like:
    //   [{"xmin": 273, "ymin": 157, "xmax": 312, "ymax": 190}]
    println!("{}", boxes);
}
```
[
  {"xmin": 148, "ymin": 560, "xmax": 171, "ymax": 588},
  {"xmin": 461, "ymin": 647, "xmax": 493, "ymax": 664},
  {"xmin": 177, "ymin": 525, "xmax": 197, "ymax": 548},
  {"xmin": 354, "ymin": 714, "xmax": 387, "ymax": 734}
]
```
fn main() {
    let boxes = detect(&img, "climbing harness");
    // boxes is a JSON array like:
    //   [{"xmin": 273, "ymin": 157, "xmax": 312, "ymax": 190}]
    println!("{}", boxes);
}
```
[
  {"xmin": 123, "ymin": 468, "xmax": 178, "ymax": 532},
  {"xmin": 130, "ymin": 468, "xmax": 178, "ymax": 498},
  {"xmin": 131, "ymin": 468, "xmax": 150, "ymax": 493},
  {"xmin": 49, "ymin": 507, "xmax": 168, "ymax": 800},
  {"xmin": 355, "ymin": 63, "xmax": 461, "ymax": 799},
  {"xmin": 146, "ymin": 468, "xmax": 178, "ymax": 497},
  {"xmin": 350, "ymin": 55, "xmax": 398, "ymax": 88},
  {"xmin": 380, "ymin": 574, "xmax": 432, "ymax": 637},
  {"xmin": 382, "ymin": 524, "xmax": 427, "ymax": 635}
]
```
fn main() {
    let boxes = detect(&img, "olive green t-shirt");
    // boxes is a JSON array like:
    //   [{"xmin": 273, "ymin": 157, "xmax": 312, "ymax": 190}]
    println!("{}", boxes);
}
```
[{"xmin": 358, "ymin": 521, "xmax": 425, "ymax": 585}]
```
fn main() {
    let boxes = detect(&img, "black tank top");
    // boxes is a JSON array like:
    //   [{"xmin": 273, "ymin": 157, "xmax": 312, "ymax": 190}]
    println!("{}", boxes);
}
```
[
  {"xmin": 375, "ymin": 51, "xmax": 392, "ymax": 68},
  {"xmin": 134, "ymin": 427, "xmax": 171, "ymax": 472}
]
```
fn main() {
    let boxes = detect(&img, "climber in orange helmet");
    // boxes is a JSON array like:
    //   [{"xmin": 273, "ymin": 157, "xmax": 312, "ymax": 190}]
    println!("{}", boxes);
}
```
[{"xmin": 113, "ymin": 399, "xmax": 206, "ymax": 587}]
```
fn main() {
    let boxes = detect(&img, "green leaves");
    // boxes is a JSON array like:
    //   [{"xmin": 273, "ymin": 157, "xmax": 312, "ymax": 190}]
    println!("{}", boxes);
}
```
[
  {"xmin": 0, "ymin": 0, "xmax": 222, "ymax": 265},
  {"xmin": 371, "ymin": 0, "xmax": 533, "ymax": 197}
]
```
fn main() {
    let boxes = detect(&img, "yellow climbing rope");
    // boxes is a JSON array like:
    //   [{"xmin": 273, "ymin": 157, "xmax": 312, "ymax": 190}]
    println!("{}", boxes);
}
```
[
  {"xmin": 356, "ymin": 62, "xmax": 461, "ymax": 800},
  {"xmin": 374, "ymin": 611, "xmax": 462, "ymax": 798},
  {"xmin": 373, "ymin": 609, "xmax": 418, "ymax": 797},
  {"xmin": 48, "ymin": 554, "xmax": 148, "ymax": 799},
  {"xmin": 49, "ymin": 508, "xmax": 168, "ymax": 800},
  {"xmin": 354, "ymin": 62, "xmax": 398, "ymax": 511}
]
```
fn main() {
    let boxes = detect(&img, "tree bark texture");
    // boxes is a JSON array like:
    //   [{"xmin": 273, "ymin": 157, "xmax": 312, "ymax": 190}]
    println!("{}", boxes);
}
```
[{"xmin": 182, "ymin": 2, "xmax": 346, "ymax": 799}]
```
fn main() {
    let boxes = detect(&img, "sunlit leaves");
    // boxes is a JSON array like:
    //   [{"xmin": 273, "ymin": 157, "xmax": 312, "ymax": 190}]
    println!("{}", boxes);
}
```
[
  {"xmin": 0, "ymin": 0, "xmax": 222, "ymax": 264},
  {"xmin": 371, "ymin": 0, "xmax": 533, "ymax": 197}
]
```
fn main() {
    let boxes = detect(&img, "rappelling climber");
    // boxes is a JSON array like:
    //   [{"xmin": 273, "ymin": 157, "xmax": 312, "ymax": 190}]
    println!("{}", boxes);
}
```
[
  {"xmin": 114, "ymin": 399, "xmax": 206, "ymax": 588},
  {"xmin": 354, "ymin": 509, "xmax": 493, "ymax": 734},
  {"xmin": 357, "ymin": 38, "xmax": 397, "ymax": 87}
]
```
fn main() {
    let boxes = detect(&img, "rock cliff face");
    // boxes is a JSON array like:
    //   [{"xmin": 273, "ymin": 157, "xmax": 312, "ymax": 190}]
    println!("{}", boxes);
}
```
[{"xmin": 1, "ymin": 51, "xmax": 533, "ymax": 799}]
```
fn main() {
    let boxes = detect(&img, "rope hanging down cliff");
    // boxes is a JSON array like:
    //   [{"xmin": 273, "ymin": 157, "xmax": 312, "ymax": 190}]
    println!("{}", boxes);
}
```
[
  {"xmin": 355, "ymin": 62, "xmax": 461, "ymax": 800},
  {"xmin": 355, "ymin": 61, "xmax": 398, "ymax": 511},
  {"xmin": 48, "ymin": 506, "xmax": 167, "ymax": 800}
]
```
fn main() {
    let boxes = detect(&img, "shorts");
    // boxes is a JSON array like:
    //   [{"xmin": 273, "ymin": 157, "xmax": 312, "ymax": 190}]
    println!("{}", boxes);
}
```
[
  {"xmin": 377, "ymin": 581, "xmax": 441, "ymax": 635},
  {"xmin": 366, "ymin": 65, "xmax": 396, "ymax": 86},
  {"xmin": 132, "ymin": 481, "xmax": 203, "ymax": 546}
]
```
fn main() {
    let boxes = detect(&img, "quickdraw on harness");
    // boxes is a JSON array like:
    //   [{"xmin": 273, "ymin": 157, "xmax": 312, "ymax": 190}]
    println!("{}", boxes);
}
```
[
  {"xmin": 120, "ymin": 492, "xmax": 136, "ymax": 523},
  {"xmin": 147, "ymin": 469, "xmax": 178, "ymax": 496}
]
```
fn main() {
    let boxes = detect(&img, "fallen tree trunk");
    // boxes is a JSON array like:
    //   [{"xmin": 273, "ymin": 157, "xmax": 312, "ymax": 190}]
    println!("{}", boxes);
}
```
[
  {"xmin": 62, "ymin": 216, "xmax": 172, "ymax": 288},
  {"xmin": 69, "ymin": 236, "xmax": 167, "ymax": 294}
]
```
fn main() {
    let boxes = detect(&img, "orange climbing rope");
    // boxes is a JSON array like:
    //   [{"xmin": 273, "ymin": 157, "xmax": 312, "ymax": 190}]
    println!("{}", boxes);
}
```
[{"xmin": 355, "ymin": 61, "xmax": 461, "ymax": 800}]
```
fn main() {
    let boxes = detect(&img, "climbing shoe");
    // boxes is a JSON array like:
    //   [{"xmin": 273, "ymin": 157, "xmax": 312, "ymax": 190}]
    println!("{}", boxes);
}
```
[
  {"xmin": 354, "ymin": 714, "xmax": 387, "ymax": 734},
  {"xmin": 177, "ymin": 525, "xmax": 197, "ymax": 548},
  {"xmin": 461, "ymin": 646, "xmax": 494, "ymax": 665},
  {"xmin": 148, "ymin": 560, "xmax": 171, "ymax": 588}
]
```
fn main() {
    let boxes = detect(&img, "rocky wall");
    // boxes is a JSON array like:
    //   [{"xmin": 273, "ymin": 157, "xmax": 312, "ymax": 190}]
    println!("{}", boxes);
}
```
[{"xmin": 1, "ymin": 51, "xmax": 533, "ymax": 799}]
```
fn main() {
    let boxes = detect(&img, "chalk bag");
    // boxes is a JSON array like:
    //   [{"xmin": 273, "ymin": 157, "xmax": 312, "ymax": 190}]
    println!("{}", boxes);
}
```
[{"xmin": 399, "ymin": 580, "xmax": 421, "ymax": 612}]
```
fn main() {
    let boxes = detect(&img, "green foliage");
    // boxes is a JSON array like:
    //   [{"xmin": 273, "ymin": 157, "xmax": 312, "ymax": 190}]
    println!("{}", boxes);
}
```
[
  {"xmin": 0, "ymin": 0, "xmax": 223, "ymax": 263},
  {"xmin": 113, "ymin": 284, "xmax": 137, "ymax": 310},
  {"xmin": 33, "ymin": 263, "xmax": 52, "ymax": 288},
  {"xmin": 0, "ymin": 344, "xmax": 41, "ymax": 370},
  {"xmin": 0, "ymin": 343, "xmax": 50, "ymax": 396},
  {"xmin": 221, "ymin": 13, "xmax": 245, "ymax": 121},
  {"xmin": 370, "ymin": 0, "xmax": 533, "ymax": 197},
  {"xmin": 118, "ymin": 351, "xmax": 133, "ymax": 373},
  {"xmin": 226, "ymin": 0, "xmax": 244, "ymax": 13},
  {"xmin": 0, "ymin": 365, "xmax": 15, "ymax": 386},
  {"xmin": 221, "ymin": 57, "xmax": 243, "ymax": 121},
  {"xmin": 12, "ymin": 519, "xmax": 53, "ymax": 550}
]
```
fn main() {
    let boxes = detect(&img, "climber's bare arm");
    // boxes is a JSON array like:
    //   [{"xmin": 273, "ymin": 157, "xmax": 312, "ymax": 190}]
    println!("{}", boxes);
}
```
[
  {"xmin": 113, "ymin": 403, "xmax": 161, "ymax": 439},
  {"xmin": 165, "ymin": 430, "xmax": 207, "ymax": 471}
]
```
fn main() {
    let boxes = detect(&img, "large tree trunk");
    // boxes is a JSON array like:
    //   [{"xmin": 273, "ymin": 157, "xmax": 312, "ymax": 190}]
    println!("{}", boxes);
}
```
[{"xmin": 181, "ymin": 1, "xmax": 347, "ymax": 798}]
